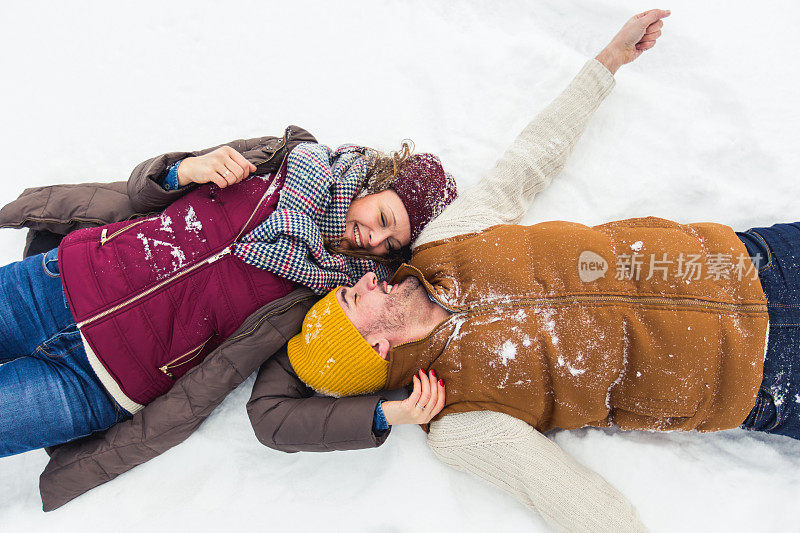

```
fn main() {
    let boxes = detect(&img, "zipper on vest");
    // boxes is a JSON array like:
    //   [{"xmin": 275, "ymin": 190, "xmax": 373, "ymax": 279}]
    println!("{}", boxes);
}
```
[
  {"xmin": 228, "ymin": 292, "xmax": 316, "ymax": 342},
  {"xmin": 158, "ymin": 292, "xmax": 315, "ymax": 377},
  {"xmin": 76, "ymin": 245, "xmax": 234, "ymax": 329},
  {"xmin": 99, "ymin": 218, "xmax": 151, "ymax": 245},
  {"xmin": 391, "ymin": 292, "xmax": 767, "ymax": 353},
  {"xmin": 472, "ymin": 293, "xmax": 768, "ymax": 314},
  {"xmin": 159, "ymin": 335, "xmax": 214, "ymax": 378},
  {"xmin": 76, "ymin": 156, "xmax": 286, "ymax": 330},
  {"xmin": 233, "ymin": 159, "xmax": 286, "ymax": 242}
]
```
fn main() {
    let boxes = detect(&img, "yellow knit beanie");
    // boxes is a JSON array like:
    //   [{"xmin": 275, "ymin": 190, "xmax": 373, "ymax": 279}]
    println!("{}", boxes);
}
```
[{"xmin": 287, "ymin": 288, "xmax": 389, "ymax": 397}]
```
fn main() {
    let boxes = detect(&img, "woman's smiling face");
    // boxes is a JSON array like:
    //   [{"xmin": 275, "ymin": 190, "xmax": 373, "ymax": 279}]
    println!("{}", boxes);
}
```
[{"xmin": 341, "ymin": 189, "xmax": 411, "ymax": 256}]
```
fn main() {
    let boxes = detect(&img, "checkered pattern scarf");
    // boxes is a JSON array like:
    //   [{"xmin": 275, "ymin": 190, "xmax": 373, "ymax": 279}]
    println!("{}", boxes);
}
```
[{"xmin": 233, "ymin": 143, "xmax": 390, "ymax": 294}]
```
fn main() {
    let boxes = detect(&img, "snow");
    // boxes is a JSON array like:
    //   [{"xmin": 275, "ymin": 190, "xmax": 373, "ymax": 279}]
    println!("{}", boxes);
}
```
[
  {"xmin": 158, "ymin": 214, "xmax": 173, "ymax": 233},
  {"xmin": 136, "ymin": 232, "xmax": 187, "ymax": 274},
  {"xmin": 2, "ymin": 1, "xmax": 800, "ymax": 532},
  {"xmin": 184, "ymin": 206, "xmax": 202, "ymax": 234},
  {"xmin": 533, "ymin": 307, "xmax": 559, "ymax": 345},
  {"xmin": 558, "ymin": 354, "xmax": 588, "ymax": 377},
  {"xmin": 499, "ymin": 340, "xmax": 518, "ymax": 366}
]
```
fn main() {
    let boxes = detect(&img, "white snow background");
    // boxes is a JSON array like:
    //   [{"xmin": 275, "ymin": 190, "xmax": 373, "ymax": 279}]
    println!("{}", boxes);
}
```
[{"xmin": 2, "ymin": 1, "xmax": 799, "ymax": 531}]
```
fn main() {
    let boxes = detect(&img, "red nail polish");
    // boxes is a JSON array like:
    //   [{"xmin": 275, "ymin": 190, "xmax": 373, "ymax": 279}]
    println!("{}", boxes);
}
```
[
  {"xmin": 419, "ymin": 368, "xmax": 425, "ymax": 374},
  {"xmin": 439, "ymin": 379, "xmax": 444, "ymax": 386},
  {"xmin": 431, "ymin": 369, "xmax": 436, "ymax": 378}
]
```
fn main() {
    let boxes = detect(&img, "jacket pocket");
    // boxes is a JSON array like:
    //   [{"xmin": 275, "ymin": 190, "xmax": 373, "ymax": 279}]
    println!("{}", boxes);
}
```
[
  {"xmin": 610, "ymin": 392, "xmax": 701, "ymax": 431},
  {"xmin": 99, "ymin": 218, "xmax": 150, "ymax": 246},
  {"xmin": 612, "ymin": 394, "xmax": 699, "ymax": 419},
  {"xmin": 159, "ymin": 335, "xmax": 215, "ymax": 379},
  {"xmin": 41, "ymin": 248, "xmax": 61, "ymax": 278},
  {"xmin": 747, "ymin": 231, "xmax": 774, "ymax": 273},
  {"xmin": 743, "ymin": 387, "xmax": 780, "ymax": 431}
]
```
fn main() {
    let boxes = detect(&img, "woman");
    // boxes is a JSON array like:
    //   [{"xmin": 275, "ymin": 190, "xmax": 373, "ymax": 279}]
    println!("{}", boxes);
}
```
[{"xmin": 0, "ymin": 128, "xmax": 457, "ymax": 457}]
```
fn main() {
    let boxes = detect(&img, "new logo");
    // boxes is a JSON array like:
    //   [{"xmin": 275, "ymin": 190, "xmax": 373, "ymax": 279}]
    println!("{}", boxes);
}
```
[{"xmin": 578, "ymin": 251, "xmax": 607, "ymax": 282}]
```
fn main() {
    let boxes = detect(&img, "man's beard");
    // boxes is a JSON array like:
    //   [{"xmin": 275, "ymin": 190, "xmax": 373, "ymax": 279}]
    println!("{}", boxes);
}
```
[
  {"xmin": 371, "ymin": 276, "xmax": 427, "ymax": 337},
  {"xmin": 389, "ymin": 275, "xmax": 421, "ymax": 301}
]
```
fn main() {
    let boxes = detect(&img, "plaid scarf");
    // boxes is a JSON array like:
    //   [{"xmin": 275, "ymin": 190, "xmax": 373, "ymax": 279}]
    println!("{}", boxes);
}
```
[{"xmin": 233, "ymin": 143, "xmax": 390, "ymax": 294}]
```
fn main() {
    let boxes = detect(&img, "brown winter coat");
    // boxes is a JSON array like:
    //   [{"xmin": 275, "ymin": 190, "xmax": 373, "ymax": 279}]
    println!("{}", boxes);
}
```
[
  {"xmin": 387, "ymin": 218, "xmax": 768, "ymax": 433},
  {"xmin": 0, "ymin": 126, "xmax": 389, "ymax": 511}
]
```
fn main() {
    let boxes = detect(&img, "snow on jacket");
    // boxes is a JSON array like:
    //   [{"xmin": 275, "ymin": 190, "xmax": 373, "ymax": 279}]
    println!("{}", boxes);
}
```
[
  {"xmin": 60, "ymin": 163, "xmax": 295, "ymax": 412},
  {"xmin": 58, "ymin": 126, "xmax": 315, "ymax": 412},
  {"xmin": 388, "ymin": 218, "xmax": 768, "ymax": 433}
]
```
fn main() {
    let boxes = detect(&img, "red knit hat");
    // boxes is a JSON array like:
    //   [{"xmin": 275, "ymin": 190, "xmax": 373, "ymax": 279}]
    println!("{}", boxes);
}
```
[{"xmin": 390, "ymin": 154, "xmax": 458, "ymax": 243}]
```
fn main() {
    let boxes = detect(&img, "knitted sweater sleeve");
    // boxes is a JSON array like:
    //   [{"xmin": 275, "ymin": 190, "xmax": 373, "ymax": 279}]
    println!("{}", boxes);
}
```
[
  {"xmin": 414, "ymin": 59, "xmax": 615, "ymax": 248},
  {"xmin": 427, "ymin": 411, "xmax": 647, "ymax": 533}
]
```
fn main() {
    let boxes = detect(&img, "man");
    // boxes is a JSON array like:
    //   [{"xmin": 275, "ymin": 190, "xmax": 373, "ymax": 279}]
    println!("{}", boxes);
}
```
[{"xmin": 285, "ymin": 8, "xmax": 796, "ymax": 531}]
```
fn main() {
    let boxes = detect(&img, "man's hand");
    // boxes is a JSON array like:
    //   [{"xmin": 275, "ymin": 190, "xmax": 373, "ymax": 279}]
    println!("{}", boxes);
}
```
[
  {"xmin": 176, "ymin": 146, "xmax": 258, "ymax": 188},
  {"xmin": 381, "ymin": 369, "xmax": 445, "ymax": 425},
  {"xmin": 595, "ymin": 9, "xmax": 671, "ymax": 75}
]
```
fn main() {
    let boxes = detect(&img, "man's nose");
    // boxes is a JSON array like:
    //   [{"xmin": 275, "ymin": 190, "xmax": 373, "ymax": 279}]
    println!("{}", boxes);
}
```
[{"xmin": 356, "ymin": 272, "xmax": 378, "ymax": 291}]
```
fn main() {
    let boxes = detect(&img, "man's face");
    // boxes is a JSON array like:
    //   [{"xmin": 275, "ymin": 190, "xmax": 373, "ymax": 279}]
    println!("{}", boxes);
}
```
[{"xmin": 336, "ymin": 272, "xmax": 431, "ymax": 357}]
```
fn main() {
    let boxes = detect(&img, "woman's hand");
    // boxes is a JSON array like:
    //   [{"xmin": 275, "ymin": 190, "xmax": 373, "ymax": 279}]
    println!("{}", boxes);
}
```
[
  {"xmin": 381, "ymin": 369, "xmax": 445, "ymax": 425},
  {"xmin": 176, "ymin": 146, "xmax": 258, "ymax": 188},
  {"xmin": 595, "ymin": 9, "xmax": 671, "ymax": 75}
]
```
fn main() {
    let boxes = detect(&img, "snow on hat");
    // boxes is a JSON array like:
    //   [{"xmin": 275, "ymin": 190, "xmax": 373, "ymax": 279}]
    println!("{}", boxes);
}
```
[
  {"xmin": 287, "ymin": 288, "xmax": 389, "ymax": 397},
  {"xmin": 390, "ymin": 154, "xmax": 458, "ymax": 244}
]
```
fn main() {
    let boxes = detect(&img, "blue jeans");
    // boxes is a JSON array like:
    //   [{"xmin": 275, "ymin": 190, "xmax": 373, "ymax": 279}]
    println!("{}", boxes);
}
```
[
  {"xmin": 0, "ymin": 248, "xmax": 130, "ymax": 457},
  {"xmin": 738, "ymin": 224, "xmax": 800, "ymax": 440}
]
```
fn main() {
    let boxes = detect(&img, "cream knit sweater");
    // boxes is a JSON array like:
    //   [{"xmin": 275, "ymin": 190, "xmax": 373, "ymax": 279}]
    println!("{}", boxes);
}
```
[{"xmin": 414, "ymin": 59, "xmax": 648, "ymax": 532}]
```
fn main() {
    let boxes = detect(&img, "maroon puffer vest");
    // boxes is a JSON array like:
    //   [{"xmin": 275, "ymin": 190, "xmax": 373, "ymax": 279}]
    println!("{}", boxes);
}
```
[{"xmin": 59, "ymin": 168, "xmax": 294, "ymax": 412}]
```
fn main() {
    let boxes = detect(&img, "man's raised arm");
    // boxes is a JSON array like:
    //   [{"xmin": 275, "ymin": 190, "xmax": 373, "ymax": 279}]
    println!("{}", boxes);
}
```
[{"xmin": 415, "ymin": 9, "xmax": 669, "ymax": 248}]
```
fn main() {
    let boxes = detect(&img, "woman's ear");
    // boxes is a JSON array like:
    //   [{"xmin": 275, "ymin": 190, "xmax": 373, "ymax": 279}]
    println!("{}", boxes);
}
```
[{"xmin": 370, "ymin": 338, "xmax": 391, "ymax": 360}]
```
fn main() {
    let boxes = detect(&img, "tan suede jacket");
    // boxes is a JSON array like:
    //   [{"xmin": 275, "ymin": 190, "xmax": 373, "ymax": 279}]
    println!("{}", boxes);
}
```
[{"xmin": 388, "ymin": 218, "xmax": 768, "ymax": 433}]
